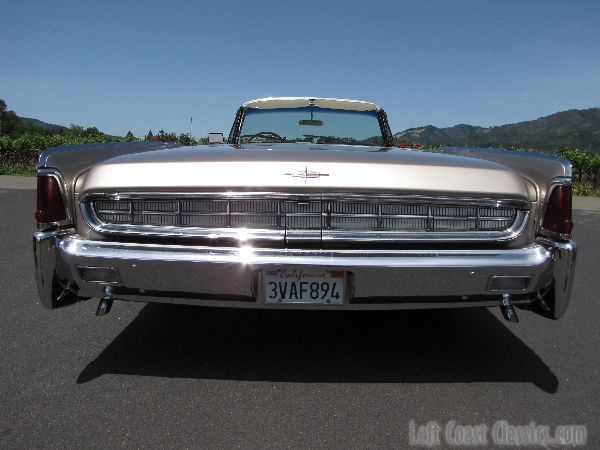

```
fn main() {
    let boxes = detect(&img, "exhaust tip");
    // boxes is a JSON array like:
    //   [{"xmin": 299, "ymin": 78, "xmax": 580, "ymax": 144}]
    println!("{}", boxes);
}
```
[
  {"xmin": 500, "ymin": 294, "xmax": 519, "ymax": 323},
  {"xmin": 96, "ymin": 286, "xmax": 114, "ymax": 316}
]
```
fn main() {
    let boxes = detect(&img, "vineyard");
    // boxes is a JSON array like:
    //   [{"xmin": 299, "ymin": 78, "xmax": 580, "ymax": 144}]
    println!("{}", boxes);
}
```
[
  {"xmin": 560, "ymin": 149, "xmax": 600, "ymax": 195},
  {"xmin": 0, "ymin": 130, "xmax": 208, "ymax": 176},
  {"xmin": 0, "ymin": 133, "xmax": 599, "ymax": 196}
]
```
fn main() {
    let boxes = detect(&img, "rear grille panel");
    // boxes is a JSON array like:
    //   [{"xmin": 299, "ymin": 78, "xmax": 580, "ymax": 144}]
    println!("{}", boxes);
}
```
[{"xmin": 84, "ymin": 193, "xmax": 529, "ymax": 244}]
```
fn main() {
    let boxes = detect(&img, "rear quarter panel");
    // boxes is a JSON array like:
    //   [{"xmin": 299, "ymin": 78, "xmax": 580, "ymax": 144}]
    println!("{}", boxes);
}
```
[{"xmin": 438, "ymin": 147, "xmax": 572, "ymax": 244}]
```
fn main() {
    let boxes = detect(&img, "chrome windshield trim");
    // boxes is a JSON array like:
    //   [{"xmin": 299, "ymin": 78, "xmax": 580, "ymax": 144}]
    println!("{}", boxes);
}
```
[{"xmin": 242, "ymin": 97, "xmax": 381, "ymax": 111}]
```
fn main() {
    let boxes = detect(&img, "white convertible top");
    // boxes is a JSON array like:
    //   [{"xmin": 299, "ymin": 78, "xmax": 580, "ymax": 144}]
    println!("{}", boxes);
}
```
[{"xmin": 243, "ymin": 97, "xmax": 380, "ymax": 111}]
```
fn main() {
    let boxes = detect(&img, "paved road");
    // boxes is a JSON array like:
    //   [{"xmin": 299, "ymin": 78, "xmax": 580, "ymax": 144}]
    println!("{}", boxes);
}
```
[{"xmin": 1, "ymin": 185, "xmax": 598, "ymax": 448}]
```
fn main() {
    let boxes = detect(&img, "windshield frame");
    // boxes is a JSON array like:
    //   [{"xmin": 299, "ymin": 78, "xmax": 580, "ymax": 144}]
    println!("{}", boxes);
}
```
[
  {"xmin": 237, "ymin": 107, "xmax": 383, "ymax": 146},
  {"xmin": 228, "ymin": 99, "xmax": 395, "ymax": 147}
]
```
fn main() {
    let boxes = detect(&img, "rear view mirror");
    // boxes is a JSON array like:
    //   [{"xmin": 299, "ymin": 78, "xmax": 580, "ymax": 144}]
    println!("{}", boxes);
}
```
[
  {"xmin": 208, "ymin": 133, "xmax": 224, "ymax": 144},
  {"xmin": 299, "ymin": 120, "xmax": 324, "ymax": 126}
]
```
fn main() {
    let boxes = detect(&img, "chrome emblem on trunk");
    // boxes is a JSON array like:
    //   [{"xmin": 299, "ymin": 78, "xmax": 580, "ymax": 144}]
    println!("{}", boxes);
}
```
[{"xmin": 285, "ymin": 167, "xmax": 330, "ymax": 181}]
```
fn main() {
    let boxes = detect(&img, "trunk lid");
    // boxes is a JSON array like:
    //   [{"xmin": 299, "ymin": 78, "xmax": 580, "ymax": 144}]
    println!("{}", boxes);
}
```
[{"xmin": 81, "ymin": 144, "xmax": 530, "ymax": 201}]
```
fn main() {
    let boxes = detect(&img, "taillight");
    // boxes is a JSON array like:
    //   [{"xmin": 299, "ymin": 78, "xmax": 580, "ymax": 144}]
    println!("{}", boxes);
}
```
[
  {"xmin": 35, "ymin": 175, "xmax": 67, "ymax": 223},
  {"xmin": 541, "ymin": 184, "xmax": 573, "ymax": 235}
]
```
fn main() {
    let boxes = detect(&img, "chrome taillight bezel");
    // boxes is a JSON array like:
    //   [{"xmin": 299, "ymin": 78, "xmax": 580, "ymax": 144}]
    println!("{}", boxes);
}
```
[
  {"xmin": 35, "ymin": 168, "xmax": 72, "ymax": 229},
  {"xmin": 538, "ymin": 178, "xmax": 573, "ymax": 240}
]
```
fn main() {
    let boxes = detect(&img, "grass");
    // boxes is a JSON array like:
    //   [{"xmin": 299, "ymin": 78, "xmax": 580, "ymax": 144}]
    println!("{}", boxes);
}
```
[
  {"xmin": 572, "ymin": 185, "xmax": 600, "ymax": 197},
  {"xmin": 0, "ymin": 164, "xmax": 36, "ymax": 176}
]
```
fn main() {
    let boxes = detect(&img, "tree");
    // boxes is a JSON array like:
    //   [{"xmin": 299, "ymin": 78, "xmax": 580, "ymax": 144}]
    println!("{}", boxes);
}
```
[
  {"xmin": 0, "ymin": 99, "xmax": 36, "ymax": 136},
  {"xmin": 82, "ymin": 127, "xmax": 104, "ymax": 139},
  {"xmin": 66, "ymin": 124, "xmax": 85, "ymax": 139},
  {"xmin": 0, "ymin": 99, "xmax": 6, "ymax": 136},
  {"xmin": 0, "ymin": 110, "xmax": 21, "ymax": 136}
]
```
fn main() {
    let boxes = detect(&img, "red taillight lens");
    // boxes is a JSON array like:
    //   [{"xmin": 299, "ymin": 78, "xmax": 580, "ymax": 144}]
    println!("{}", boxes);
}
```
[
  {"xmin": 35, "ymin": 176, "xmax": 67, "ymax": 223},
  {"xmin": 541, "ymin": 185, "xmax": 573, "ymax": 235}
]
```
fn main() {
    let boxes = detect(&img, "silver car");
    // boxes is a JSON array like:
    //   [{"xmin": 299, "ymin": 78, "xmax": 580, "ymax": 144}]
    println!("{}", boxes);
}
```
[{"xmin": 33, "ymin": 97, "xmax": 576, "ymax": 322}]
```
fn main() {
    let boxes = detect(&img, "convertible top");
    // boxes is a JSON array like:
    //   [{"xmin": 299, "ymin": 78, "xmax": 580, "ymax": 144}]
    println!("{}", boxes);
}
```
[{"xmin": 243, "ymin": 97, "xmax": 380, "ymax": 111}]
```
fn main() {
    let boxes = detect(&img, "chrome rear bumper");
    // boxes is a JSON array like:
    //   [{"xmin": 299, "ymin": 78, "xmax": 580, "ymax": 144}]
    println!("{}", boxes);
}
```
[{"xmin": 33, "ymin": 231, "xmax": 576, "ymax": 316}]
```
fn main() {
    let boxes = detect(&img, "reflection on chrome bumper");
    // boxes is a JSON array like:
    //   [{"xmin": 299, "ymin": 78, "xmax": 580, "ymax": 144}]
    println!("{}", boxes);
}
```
[
  {"xmin": 33, "ymin": 229, "xmax": 79, "ymax": 309},
  {"xmin": 33, "ymin": 231, "xmax": 577, "ymax": 316},
  {"xmin": 536, "ymin": 238, "xmax": 577, "ymax": 319}
]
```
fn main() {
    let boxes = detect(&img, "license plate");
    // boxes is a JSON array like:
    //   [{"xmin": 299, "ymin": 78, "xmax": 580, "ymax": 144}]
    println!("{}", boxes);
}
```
[{"xmin": 264, "ymin": 268, "xmax": 345, "ymax": 305}]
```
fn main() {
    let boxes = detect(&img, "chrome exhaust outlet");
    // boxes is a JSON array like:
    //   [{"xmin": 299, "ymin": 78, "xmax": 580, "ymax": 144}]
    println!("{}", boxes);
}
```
[
  {"xmin": 500, "ymin": 294, "xmax": 519, "ymax": 323},
  {"xmin": 96, "ymin": 286, "xmax": 114, "ymax": 317},
  {"xmin": 535, "ymin": 292, "xmax": 551, "ymax": 312},
  {"xmin": 55, "ymin": 282, "xmax": 72, "ymax": 303}
]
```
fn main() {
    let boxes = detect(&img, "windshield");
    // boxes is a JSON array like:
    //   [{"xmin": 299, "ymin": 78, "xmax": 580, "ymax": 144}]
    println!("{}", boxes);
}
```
[{"xmin": 238, "ymin": 107, "xmax": 384, "ymax": 146}]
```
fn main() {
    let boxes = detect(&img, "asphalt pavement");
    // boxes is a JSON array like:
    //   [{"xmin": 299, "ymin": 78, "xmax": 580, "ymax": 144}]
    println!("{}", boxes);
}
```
[{"xmin": 0, "ymin": 179, "xmax": 598, "ymax": 448}]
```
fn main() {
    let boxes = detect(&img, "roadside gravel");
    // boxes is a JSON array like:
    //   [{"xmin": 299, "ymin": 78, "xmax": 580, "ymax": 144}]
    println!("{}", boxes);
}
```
[{"xmin": 0, "ymin": 175, "xmax": 36, "ymax": 190}]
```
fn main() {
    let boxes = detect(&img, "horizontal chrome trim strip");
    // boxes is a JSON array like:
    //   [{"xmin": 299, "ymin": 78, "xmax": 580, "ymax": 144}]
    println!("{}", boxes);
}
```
[
  {"xmin": 61, "ymin": 237, "xmax": 549, "ymax": 268},
  {"xmin": 81, "ymin": 191, "xmax": 530, "ymax": 209},
  {"xmin": 107, "ymin": 294, "xmax": 535, "ymax": 311}
]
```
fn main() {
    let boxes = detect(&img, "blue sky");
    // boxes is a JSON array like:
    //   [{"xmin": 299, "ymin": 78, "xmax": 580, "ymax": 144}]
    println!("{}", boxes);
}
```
[{"xmin": 2, "ymin": 0, "xmax": 599, "ymax": 138}]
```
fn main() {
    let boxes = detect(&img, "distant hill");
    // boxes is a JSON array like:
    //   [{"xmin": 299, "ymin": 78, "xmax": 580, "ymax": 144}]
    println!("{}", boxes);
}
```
[
  {"xmin": 20, "ymin": 117, "xmax": 68, "ymax": 133},
  {"xmin": 394, "ymin": 108, "xmax": 600, "ymax": 153}
]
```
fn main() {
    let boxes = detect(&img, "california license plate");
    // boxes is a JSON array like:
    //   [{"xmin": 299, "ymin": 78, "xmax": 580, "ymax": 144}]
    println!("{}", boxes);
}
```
[{"xmin": 264, "ymin": 268, "xmax": 345, "ymax": 305}]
